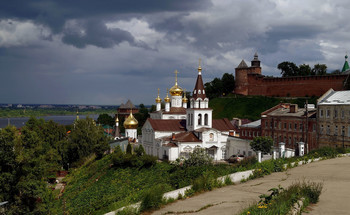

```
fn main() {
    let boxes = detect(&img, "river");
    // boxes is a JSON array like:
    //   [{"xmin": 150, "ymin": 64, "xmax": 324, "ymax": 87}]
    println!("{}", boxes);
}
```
[{"xmin": 0, "ymin": 115, "xmax": 99, "ymax": 128}]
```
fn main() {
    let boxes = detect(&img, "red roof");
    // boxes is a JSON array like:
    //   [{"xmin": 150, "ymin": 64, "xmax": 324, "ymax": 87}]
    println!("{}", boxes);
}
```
[
  {"xmin": 147, "ymin": 118, "xmax": 186, "ymax": 131},
  {"xmin": 192, "ymin": 72, "xmax": 206, "ymax": 100},
  {"xmin": 212, "ymin": 118, "xmax": 236, "ymax": 131},
  {"xmin": 162, "ymin": 132, "xmax": 201, "ymax": 142}
]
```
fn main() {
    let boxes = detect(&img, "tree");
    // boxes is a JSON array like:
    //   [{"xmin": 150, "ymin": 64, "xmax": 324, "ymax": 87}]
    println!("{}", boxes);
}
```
[
  {"xmin": 278, "ymin": 62, "xmax": 299, "ymax": 77},
  {"xmin": 250, "ymin": 136, "xmax": 273, "ymax": 154},
  {"xmin": 221, "ymin": 73, "xmax": 235, "ymax": 95},
  {"xmin": 312, "ymin": 64, "xmax": 327, "ymax": 75},
  {"xmin": 97, "ymin": 113, "xmax": 114, "ymax": 127},
  {"xmin": 204, "ymin": 73, "xmax": 235, "ymax": 99},
  {"xmin": 298, "ymin": 64, "xmax": 311, "ymax": 76},
  {"xmin": 126, "ymin": 143, "xmax": 132, "ymax": 154},
  {"xmin": 183, "ymin": 148, "xmax": 213, "ymax": 167},
  {"xmin": 64, "ymin": 117, "xmax": 109, "ymax": 167}
]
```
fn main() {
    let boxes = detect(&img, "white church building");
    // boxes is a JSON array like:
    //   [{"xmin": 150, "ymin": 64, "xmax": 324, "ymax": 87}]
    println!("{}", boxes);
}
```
[{"xmin": 141, "ymin": 62, "xmax": 237, "ymax": 161}]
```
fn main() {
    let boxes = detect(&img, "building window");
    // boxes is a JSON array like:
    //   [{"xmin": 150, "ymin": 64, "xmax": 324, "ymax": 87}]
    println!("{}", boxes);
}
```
[
  {"xmin": 198, "ymin": 114, "xmax": 202, "ymax": 125},
  {"xmin": 294, "ymin": 123, "xmax": 297, "ymax": 130},
  {"xmin": 265, "ymin": 121, "xmax": 268, "ymax": 128},
  {"xmin": 279, "ymin": 122, "xmax": 282, "ymax": 129},
  {"xmin": 341, "ymin": 110, "xmax": 345, "ymax": 119},
  {"xmin": 300, "ymin": 123, "xmax": 303, "ymax": 131},
  {"xmin": 313, "ymin": 124, "xmax": 316, "ymax": 131},
  {"xmin": 326, "ymin": 125, "xmax": 330, "ymax": 135},
  {"xmin": 274, "ymin": 122, "xmax": 277, "ymax": 128},
  {"xmin": 284, "ymin": 123, "xmax": 287, "ymax": 129},
  {"xmin": 289, "ymin": 123, "xmax": 292, "ymax": 130},
  {"xmin": 191, "ymin": 114, "xmax": 193, "ymax": 126},
  {"xmin": 187, "ymin": 114, "xmax": 190, "ymax": 126},
  {"xmin": 334, "ymin": 110, "xmax": 338, "ymax": 118},
  {"xmin": 326, "ymin": 109, "xmax": 330, "ymax": 118},
  {"xmin": 320, "ymin": 109, "xmax": 323, "ymax": 118},
  {"xmin": 335, "ymin": 126, "xmax": 338, "ymax": 136},
  {"xmin": 221, "ymin": 147, "xmax": 226, "ymax": 159},
  {"xmin": 270, "ymin": 121, "xmax": 273, "ymax": 128},
  {"xmin": 198, "ymin": 90, "xmax": 201, "ymax": 94},
  {"xmin": 289, "ymin": 137, "xmax": 292, "ymax": 145},
  {"xmin": 204, "ymin": 114, "xmax": 208, "ymax": 125},
  {"xmin": 348, "ymin": 126, "xmax": 350, "ymax": 137},
  {"xmin": 320, "ymin": 125, "xmax": 324, "ymax": 134},
  {"xmin": 342, "ymin": 126, "xmax": 345, "ymax": 136}
]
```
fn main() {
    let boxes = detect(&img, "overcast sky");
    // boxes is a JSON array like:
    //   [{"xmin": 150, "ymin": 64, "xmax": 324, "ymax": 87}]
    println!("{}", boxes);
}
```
[{"xmin": 1, "ymin": 0, "xmax": 349, "ymax": 105}]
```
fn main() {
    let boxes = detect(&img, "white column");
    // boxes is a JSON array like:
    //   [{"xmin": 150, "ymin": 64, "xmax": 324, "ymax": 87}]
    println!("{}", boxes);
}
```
[
  {"xmin": 273, "ymin": 148, "xmax": 277, "ymax": 159},
  {"xmin": 257, "ymin": 151, "xmax": 262, "ymax": 163},
  {"xmin": 298, "ymin": 142, "xmax": 305, "ymax": 156},
  {"xmin": 156, "ymin": 103, "xmax": 161, "ymax": 111},
  {"xmin": 279, "ymin": 142, "xmax": 285, "ymax": 158},
  {"xmin": 165, "ymin": 102, "xmax": 170, "ymax": 112}
]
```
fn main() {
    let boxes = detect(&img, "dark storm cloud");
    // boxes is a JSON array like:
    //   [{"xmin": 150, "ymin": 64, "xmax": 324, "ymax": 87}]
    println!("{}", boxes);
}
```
[
  {"xmin": 0, "ymin": 0, "xmax": 212, "ymax": 48},
  {"xmin": 61, "ymin": 19, "xmax": 151, "ymax": 49}
]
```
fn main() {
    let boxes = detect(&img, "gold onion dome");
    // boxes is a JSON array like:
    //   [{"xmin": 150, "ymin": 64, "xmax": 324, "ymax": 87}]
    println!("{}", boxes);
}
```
[
  {"xmin": 164, "ymin": 89, "xmax": 171, "ymax": 103},
  {"xmin": 123, "ymin": 111, "xmax": 138, "ymax": 129},
  {"xmin": 155, "ymin": 88, "xmax": 162, "ymax": 103},
  {"xmin": 182, "ymin": 89, "xmax": 188, "ymax": 103},
  {"xmin": 169, "ymin": 70, "xmax": 183, "ymax": 96}
]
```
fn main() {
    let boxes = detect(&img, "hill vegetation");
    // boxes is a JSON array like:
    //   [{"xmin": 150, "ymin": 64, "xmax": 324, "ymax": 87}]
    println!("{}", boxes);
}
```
[{"xmin": 210, "ymin": 95, "xmax": 318, "ymax": 120}]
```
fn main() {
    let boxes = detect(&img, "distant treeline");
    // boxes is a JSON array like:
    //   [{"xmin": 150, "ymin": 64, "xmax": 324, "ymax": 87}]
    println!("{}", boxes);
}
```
[{"xmin": 0, "ymin": 108, "xmax": 116, "ymax": 118}]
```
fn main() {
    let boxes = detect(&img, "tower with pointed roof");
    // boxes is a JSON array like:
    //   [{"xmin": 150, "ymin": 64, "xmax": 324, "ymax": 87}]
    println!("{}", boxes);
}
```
[
  {"xmin": 342, "ymin": 54, "xmax": 350, "ymax": 73},
  {"xmin": 186, "ymin": 60, "xmax": 213, "ymax": 131},
  {"xmin": 164, "ymin": 88, "xmax": 171, "ymax": 112},
  {"xmin": 235, "ymin": 53, "xmax": 262, "ymax": 95}
]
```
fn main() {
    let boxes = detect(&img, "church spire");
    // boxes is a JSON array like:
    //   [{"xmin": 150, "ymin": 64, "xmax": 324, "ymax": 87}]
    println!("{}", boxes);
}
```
[
  {"xmin": 192, "ymin": 59, "xmax": 206, "ymax": 100},
  {"xmin": 342, "ymin": 54, "xmax": 349, "ymax": 73}
]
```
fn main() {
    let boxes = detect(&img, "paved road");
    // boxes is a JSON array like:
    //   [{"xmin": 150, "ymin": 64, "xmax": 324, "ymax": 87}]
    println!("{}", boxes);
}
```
[{"xmin": 153, "ymin": 156, "xmax": 350, "ymax": 215}]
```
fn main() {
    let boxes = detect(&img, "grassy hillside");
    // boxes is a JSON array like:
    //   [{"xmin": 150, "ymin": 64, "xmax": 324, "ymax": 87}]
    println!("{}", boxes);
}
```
[
  {"xmin": 53, "ymin": 154, "xmax": 239, "ymax": 215},
  {"xmin": 210, "ymin": 95, "xmax": 317, "ymax": 120}
]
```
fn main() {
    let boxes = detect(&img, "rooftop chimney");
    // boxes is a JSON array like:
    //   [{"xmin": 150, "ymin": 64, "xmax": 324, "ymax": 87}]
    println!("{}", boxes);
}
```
[{"xmin": 290, "ymin": 104, "xmax": 298, "ymax": 113}]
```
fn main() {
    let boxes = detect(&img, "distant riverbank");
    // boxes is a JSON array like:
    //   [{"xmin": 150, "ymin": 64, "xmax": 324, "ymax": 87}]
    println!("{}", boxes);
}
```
[
  {"xmin": 0, "ymin": 108, "xmax": 116, "ymax": 118},
  {"xmin": 0, "ymin": 115, "xmax": 99, "ymax": 128}
]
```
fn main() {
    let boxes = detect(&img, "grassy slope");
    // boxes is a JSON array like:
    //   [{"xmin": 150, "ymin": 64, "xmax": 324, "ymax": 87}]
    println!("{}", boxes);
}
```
[
  {"xmin": 53, "ymin": 154, "xmax": 239, "ymax": 215},
  {"xmin": 210, "ymin": 95, "xmax": 318, "ymax": 121},
  {"xmin": 54, "ymin": 155, "xmax": 173, "ymax": 215}
]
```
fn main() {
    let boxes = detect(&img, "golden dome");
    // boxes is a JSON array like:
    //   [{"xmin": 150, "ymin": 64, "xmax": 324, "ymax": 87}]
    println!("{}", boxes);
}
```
[
  {"xmin": 124, "ymin": 111, "xmax": 138, "ymax": 129},
  {"xmin": 182, "ymin": 89, "xmax": 188, "ymax": 103},
  {"xmin": 155, "ymin": 88, "xmax": 162, "ymax": 103},
  {"xmin": 169, "ymin": 70, "xmax": 183, "ymax": 96},
  {"xmin": 164, "ymin": 88, "xmax": 171, "ymax": 103}
]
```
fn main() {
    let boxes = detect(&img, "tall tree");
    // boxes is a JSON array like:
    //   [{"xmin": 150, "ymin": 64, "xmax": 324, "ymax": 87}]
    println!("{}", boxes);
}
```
[
  {"xmin": 278, "ymin": 61, "xmax": 299, "ymax": 77},
  {"xmin": 250, "ymin": 136, "xmax": 273, "ymax": 154},
  {"xmin": 298, "ymin": 64, "xmax": 311, "ymax": 76},
  {"xmin": 312, "ymin": 64, "xmax": 327, "ymax": 75},
  {"xmin": 97, "ymin": 113, "xmax": 114, "ymax": 126}
]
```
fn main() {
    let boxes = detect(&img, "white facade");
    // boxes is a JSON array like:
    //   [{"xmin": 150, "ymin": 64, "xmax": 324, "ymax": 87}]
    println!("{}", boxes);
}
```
[
  {"xmin": 186, "ymin": 108, "xmax": 212, "ymax": 131},
  {"xmin": 125, "ymin": 128, "xmax": 137, "ymax": 139},
  {"xmin": 226, "ymin": 136, "xmax": 256, "ymax": 158}
]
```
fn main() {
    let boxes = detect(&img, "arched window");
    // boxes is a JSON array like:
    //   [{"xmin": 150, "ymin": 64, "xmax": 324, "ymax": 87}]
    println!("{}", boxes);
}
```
[
  {"xmin": 204, "ymin": 114, "xmax": 208, "ymax": 125},
  {"xmin": 187, "ymin": 114, "xmax": 190, "ymax": 125},
  {"xmin": 198, "ymin": 114, "xmax": 202, "ymax": 125},
  {"xmin": 191, "ymin": 114, "xmax": 194, "ymax": 126}
]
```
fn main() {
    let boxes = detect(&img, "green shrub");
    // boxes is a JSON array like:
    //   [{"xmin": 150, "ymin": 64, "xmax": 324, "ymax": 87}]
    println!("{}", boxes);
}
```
[
  {"xmin": 116, "ymin": 207, "xmax": 139, "ymax": 215},
  {"xmin": 336, "ymin": 147, "xmax": 346, "ymax": 154},
  {"xmin": 140, "ymin": 184, "xmax": 166, "ymax": 212},
  {"xmin": 309, "ymin": 146, "xmax": 337, "ymax": 158},
  {"xmin": 192, "ymin": 171, "xmax": 217, "ymax": 192},
  {"xmin": 224, "ymin": 176, "xmax": 233, "ymax": 185}
]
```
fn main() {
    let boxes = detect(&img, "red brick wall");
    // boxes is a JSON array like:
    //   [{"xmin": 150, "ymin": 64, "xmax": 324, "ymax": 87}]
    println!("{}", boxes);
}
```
[
  {"xmin": 261, "ymin": 117, "xmax": 318, "ymax": 152},
  {"xmin": 239, "ymin": 127, "xmax": 261, "ymax": 140},
  {"xmin": 246, "ymin": 74, "xmax": 347, "ymax": 97}
]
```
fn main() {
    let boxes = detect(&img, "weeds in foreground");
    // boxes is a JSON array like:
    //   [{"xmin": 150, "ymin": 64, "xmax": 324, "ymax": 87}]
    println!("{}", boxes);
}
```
[{"xmin": 239, "ymin": 181, "xmax": 323, "ymax": 215}]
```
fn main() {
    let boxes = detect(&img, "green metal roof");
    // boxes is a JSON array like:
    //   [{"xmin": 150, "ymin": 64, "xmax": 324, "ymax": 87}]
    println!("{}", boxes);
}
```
[{"xmin": 342, "ymin": 55, "xmax": 349, "ymax": 72}]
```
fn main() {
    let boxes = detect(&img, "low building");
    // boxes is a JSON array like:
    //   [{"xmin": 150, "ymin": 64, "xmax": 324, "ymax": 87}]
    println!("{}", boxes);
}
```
[
  {"xmin": 239, "ymin": 119, "xmax": 261, "ymax": 140},
  {"xmin": 261, "ymin": 103, "xmax": 317, "ymax": 153},
  {"xmin": 225, "ymin": 136, "xmax": 256, "ymax": 158},
  {"xmin": 317, "ymin": 89, "xmax": 350, "ymax": 148}
]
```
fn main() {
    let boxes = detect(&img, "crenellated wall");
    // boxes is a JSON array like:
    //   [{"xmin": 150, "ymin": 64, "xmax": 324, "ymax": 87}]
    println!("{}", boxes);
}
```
[
  {"xmin": 246, "ymin": 74, "xmax": 347, "ymax": 97},
  {"xmin": 234, "ymin": 54, "xmax": 348, "ymax": 97}
]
